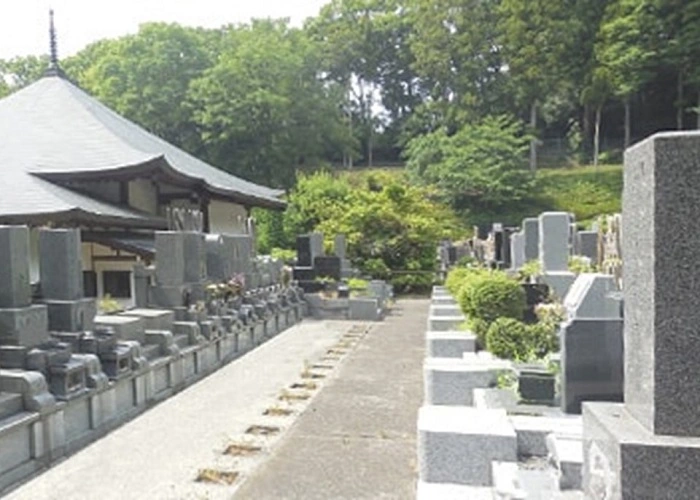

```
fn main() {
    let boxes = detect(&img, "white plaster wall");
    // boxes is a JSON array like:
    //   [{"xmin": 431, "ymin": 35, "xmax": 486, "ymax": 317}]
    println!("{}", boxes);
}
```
[
  {"xmin": 81, "ymin": 242, "xmax": 138, "ymax": 309},
  {"xmin": 29, "ymin": 228, "xmax": 40, "ymax": 283},
  {"xmin": 209, "ymin": 200, "xmax": 248, "ymax": 235},
  {"xmin": 128, "ymin": 179, "xmax": 158, "ymax": 215}
]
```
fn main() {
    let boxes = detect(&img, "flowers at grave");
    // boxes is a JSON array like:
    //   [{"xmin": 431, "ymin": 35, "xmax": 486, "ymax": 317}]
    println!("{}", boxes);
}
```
[{"xmin": 206, "ymin": 274, "xmax": 246, "ymax": 301}]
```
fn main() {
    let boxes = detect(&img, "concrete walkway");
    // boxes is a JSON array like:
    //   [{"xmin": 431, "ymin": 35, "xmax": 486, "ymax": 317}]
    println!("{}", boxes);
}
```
[
  {"xmin": 234, "ymin": 299, "xmax": 428, "ymax": 499},
  {"xmin": 5, "ymin": 320, "xmax": 351, "ymax": 500}
]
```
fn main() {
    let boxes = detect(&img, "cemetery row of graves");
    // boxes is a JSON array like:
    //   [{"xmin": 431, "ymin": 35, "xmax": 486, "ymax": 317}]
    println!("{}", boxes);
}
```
[
  {"xmin": 0, "ymin": 223, "xmax": 390, "ymax": 495},
  {"xmin": 420, "ymin": 131, "xmax": 700, "ymax": 499}
]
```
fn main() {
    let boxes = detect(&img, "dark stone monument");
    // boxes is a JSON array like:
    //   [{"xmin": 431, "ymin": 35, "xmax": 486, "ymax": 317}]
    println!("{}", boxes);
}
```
[
  {"xmin": 314, "ymin": 256, "xmax": 341, "ymax": 281},
  {"xmin": 523, "ymin": 217, "xmax": 539, "ymax": 262},
  {"xmin": 583, "ymin": 132, "xmax": 700, "ymax": 499}
]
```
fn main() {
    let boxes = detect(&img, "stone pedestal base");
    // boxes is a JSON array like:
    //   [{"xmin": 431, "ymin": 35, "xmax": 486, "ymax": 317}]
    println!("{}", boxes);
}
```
[
  {"xmin": 540, "ymin": 272, "xmax": 576, "ymax": 300},
  {"xmin": 583, "ymin": 402, "xmax": 700, "ymax": 499},
  {"xmin": 44, "ymin": 299, "xmax": 96, "ymax": 332},
  {"xmin": 0, "ymin": 305, "xmax": 49, "ymax": 348}
]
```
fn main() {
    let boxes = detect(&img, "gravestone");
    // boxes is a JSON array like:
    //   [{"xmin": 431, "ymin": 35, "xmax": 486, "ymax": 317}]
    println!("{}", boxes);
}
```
[
  {"xmin": 182, "ymin": 232, "xmax": 206, "ymax": 283},
  {"xmin": 493, "ymin": 223, "xmax": 504, "ymax": 264},
  {"xmin": 39, "ymin": 229, "xmax": 96, "ymax": 332},
  {"xmin": 155, "ymin": 231, "xmax": 185, "ymax": 286},
  {"xmin": 539, "ymin": 212, "xmax": 575, "ymax": 299},
  {"xmin": 583, "ymin": 132, "xmax": 700, "ymax": 499},
  {"xmin": 334, "ymin": 234, "xmax": 347, "ymax": 259},
  {"xmin": 539, "ymin": 212, "xmax": 570, "ymax": 271},
  {"xmin": 0, "ymin": 227, "xmax": 49, "ymax": 347},
  {"xmin": 510, "ymin": 232, "xmax": 525, "ymax": 270},
  {"xmin": 296, "ymin": 233, "xmax": 324, "ymax": 267},
  {"xmin": 314, "ymin": 256, "xmax": 341, "ymax": 281},
  {"xmin": 576, "ymin": 231, "xmax": 598, "ymax": 262},
  {"xmin": 523, "ymin": 218, "xmax": 539, "ymax": 262}
]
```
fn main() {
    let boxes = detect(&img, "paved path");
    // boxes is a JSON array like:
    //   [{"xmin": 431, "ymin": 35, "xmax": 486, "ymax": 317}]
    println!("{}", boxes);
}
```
[
  {"xmin": 234, "ymin": 299, "xmax": 428, "ymax": 500},
  {"xmin": 5, "ymin": 320, "xmax": 350, "ymax": 500}
]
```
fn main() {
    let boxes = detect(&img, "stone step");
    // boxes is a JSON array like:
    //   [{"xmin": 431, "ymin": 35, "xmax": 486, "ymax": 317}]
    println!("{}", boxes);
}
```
[
  {"xmin": 429, "ymin": 304, "xmax": 463, "ymax": 317},
  {"xmin": 491, "ymin": 461, "xmax": 527, "ymax": 499},
  {"xmin": 0, "ymin": 392, "xmax": 23, "ymax": 420},
  {"xmin": 516, "ymin": 462, "xmax": 583, "ymax": 499},
  {"xmin": 418, "ymin": 405, "xmax": 517, "ymax": 486},
  {"xmin": 546, "ymin": 433, "xmax": 583, "ymax": 491},
  {"xmin": 426, "ymin": 330, "xmax": 476, "ymax": 358}
]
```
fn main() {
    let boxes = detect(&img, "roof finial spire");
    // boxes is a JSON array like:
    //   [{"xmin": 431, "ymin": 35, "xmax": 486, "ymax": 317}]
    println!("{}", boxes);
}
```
[
  {"xmin": 45, "ymin": 8, "xmax": 64, "ymax": 77},
  {"xmin": 49, "ymin": 9, "xmax": 58, "ymax": 68}
]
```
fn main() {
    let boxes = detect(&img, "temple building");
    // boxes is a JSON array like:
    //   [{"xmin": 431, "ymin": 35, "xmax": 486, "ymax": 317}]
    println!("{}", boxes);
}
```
[{"xmin": 0, "ymin": 18, "xmax": 285, "ymax": 306}]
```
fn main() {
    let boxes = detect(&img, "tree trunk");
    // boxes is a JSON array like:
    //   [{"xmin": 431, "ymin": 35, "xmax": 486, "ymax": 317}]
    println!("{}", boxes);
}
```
[
  {"xmin": 529, "ymin": 102, "xmax": 538, "ymax": 172},
  {"xmin": 624, "ymin": 97, "xmax": 631, "ymax": 150},
  {"xmin": 367, "ymin": 125, "xmax": 373, "ymax": 168},
  {"xmin": 583, "ymin": 104, "xmax": 591, "ymax": 162},
  {"xmin": 594, "ymin": 105, "xmax": 602, "ymax": 167},
  {"xmin": 677, "ymin": 70, "xmax": 684, "ymax": 130}
]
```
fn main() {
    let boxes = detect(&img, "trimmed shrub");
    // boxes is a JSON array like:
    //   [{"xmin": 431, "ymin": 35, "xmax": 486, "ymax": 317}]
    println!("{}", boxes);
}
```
[
  {"xmin": 445, "ymin": 266, "xmax": 486, "ymax": 296},
  {"xmin": 486, "ymin": 318, "xmax": 532, "ymax": 361},
  {"xmin": 468, "ymin": 317, "xmax": 490, "ymax": 349},
  {"xmin": 460, "ymin": 271, "xmax": 526, "ymax": 324}
]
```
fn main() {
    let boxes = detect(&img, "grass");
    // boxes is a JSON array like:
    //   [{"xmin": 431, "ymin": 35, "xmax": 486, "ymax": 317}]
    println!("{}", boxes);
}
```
[
  {"xmin": 263, "ymin": 406, "xmax": 294, "ymax": 417},
  {"xmin": 195, "ymin": 469, "xmax": 239, "ymax": 485},
  {"xmin": 464, "ymin": 164, "xmax": 623, "ymax": 227},
  {"xmin": 278, "ymin": 389, "xmax": 312, "ymax": 401},
  {"xmin": 290, "ymin": 381, "xmax": 318, "ymax": 390},
  {"xmin": 223, "ymin": 442, "xmax": 262, "ymax": 457},
  {"xmin": 245, "ymin": 425, "xmax": 280, "ymax": 436}
]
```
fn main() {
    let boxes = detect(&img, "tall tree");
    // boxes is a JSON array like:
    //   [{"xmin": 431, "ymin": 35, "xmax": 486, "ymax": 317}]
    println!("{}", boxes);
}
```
[
  {"xmin": 498, "ymin": 0, "xmax": 573, "ymax": 170},
  {"xmin": 65, "ymin": 23, "xmax": 215, "ymax": 154},
  {"xmin": 188, "ymin": 19, "xmax": 351, "ymax": 189},
  {"xmin": 595, "ymin": 0, "xmax": 655, "ymax": 149}
]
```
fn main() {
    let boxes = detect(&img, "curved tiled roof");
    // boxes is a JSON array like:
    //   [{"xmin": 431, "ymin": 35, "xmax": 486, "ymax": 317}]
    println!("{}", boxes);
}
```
[{"xmin": 0, "ymin": 75, "xmax": 285, "ymax": 226}]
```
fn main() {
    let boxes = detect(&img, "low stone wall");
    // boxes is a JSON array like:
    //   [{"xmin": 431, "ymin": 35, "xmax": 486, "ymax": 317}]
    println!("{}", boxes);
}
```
[{"xmin": 0, "ymin": 304, "xmax": 304, "ymax": 494}]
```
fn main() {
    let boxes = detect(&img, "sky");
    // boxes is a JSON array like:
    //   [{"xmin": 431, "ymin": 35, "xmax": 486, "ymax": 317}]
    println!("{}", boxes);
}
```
[{"xmin": 0, "ymin": 0, "xmax": 330, "ymax": 59}]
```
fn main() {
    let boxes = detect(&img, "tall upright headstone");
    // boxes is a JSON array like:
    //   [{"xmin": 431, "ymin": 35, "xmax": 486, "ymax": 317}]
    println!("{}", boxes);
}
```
[
  {"xmin": 538, "ymin": 212, "xmax": 570, "ymax": 271},
  {"xmin": 510, "ymin": 232, "xmax": 525, "ymax": 270},
  {"xmin": 39, "ymin": 229, "xmax": 96, "ymax": 332},
  {"xmin": 523, "ymin": 218, "xmax": 539, "ymax": 262},
  {"xmin": 0, "ymin": 226, "xmax": 49, "ymax": 347},
  {"xmin": 583, "ymin": 132, "xmax": 700, "ymax": 499}
]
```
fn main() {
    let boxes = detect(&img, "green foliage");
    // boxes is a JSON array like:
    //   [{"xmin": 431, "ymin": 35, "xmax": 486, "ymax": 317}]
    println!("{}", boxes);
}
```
[
  {"xmin": 486, "ymin": 318, "xmax": 532, "ymax": 362},
  {"xmin": 518, "ymin": 260, "xmax": 542, "ymax": 283},
  {"xmin": 445, "ymin": 266, "xmax": 487, "ymax": 296},
  {"xmin": 468, "ymin": 317, "xmax": 491, "ymax": 350},
  {"xmin": 284, "ymin": 171, "xmax": 465, "ymax": 293},
  {"xmin": 270, "ymin": 248, "xmax": 296, "ymax": 265},
  {"xmin": 459, "ymin": 271, "xmax": 526, "ymax": 325},
  {"xmin": 569, "ymin": 256, "xmax": 595, "ymax": 275},
  {"xmin": 406, "ymin": 116, "xmax": 535, "ymax": 211},
  {"xmin": 486, "ymin": 317, "xmax": 559, "ymax": 362},
  {"xmin": 346, "ymin": 278, "xmax": 369, "ymax": 291}
]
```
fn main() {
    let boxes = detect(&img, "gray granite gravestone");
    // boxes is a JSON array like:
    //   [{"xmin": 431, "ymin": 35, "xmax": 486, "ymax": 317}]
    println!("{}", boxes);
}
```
[
  {"xmin": 510, "ymin": 232, "xmax": 525, "ymax": 270},
  {"xmin": 523, "ymin": 218, "xmax": 539, "ymax": 262},
  {"xmin": 39, "ymin": 229, "xmax": 96, "ymax": 332},
  {"xmin": 0, "ymin": 227, "xmax": 49, "ymax": 347},
  {"xmin": 334, "ymin": 234, "xmax": 347, "ymax": 259},
  {"xmin": 560, "ymin": 274, "xmax": 624, "ymax": 414},
  {"xmin": 539, "ymin": 212, "xmax": 570, "ymax": 271},
  {"xmin": 539, "ymin": 212, "xmax": 576, "ymax": 298},
  {"xmin": 155, "ymin": 231, "xmax": 185, "ymax": 286},
  {"xmin": 39, "ymin": 229, "xmax": 83, "ymax": 301},
  {"xmin": 576, "ymin": 231, "xmax": 599, "ymax": 262},
  {"xmin": 182, "ymin": 232, "xmax": 206, "ymax": 283},
  {"xmin": 583, "ymin": 132, "xmax": 700, "ymax": 499}
]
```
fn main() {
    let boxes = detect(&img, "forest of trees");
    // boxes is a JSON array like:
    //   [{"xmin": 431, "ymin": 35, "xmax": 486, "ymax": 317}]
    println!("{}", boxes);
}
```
[{"xmin": 1, "ymin": 0, "xmax": 699, "ymax": 190}]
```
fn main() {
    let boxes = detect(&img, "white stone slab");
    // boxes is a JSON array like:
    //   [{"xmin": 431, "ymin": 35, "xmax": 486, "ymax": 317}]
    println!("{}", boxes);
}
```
[
  {"xmin": 426, "ymin": 330, "xmax": 476, "ymax": 358},
  {"xmin": 424, "ymin": 357, "xmax": 511, "ymax": 406},
  {"xmin": 418, "ymin": 405, "xmax": 517, "ymax": 486},
  {"xmin": 428, "ymin": 315, "xmax": 465, "ymax": 332}
]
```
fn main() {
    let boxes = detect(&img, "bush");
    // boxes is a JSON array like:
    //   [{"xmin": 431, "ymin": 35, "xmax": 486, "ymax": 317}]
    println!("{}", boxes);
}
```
[
  {"xmin": 486, "ymin": 318, "xmax": 532, "ymax": 361},
  {"xmin": 468, "ymin": 317, "xmax": 490, "ymax": 349},
  {"xmin": 459, "ymin": 271, "xmax": 526, "ymax": 324},
  {"xmin": 270, "ymin": 247, "xmax": 296, "ymax": 264},
  {"xmin": 445, "ymin": 266, "xmax": 486, "ymax": 296},
  {"xmin": 485, "ymin": 318, "xmax": 559, "ymax": 361}
]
